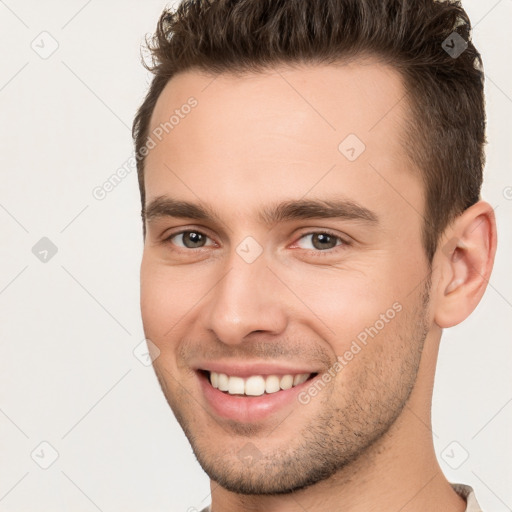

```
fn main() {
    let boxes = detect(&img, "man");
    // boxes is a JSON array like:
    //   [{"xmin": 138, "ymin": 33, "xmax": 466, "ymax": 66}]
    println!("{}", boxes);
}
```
[{"xmin": 133, "ymin": 0, "xmax": 497, "ymax": 510}]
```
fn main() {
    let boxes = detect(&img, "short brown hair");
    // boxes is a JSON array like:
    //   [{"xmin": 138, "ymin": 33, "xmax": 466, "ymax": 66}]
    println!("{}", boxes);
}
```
[{"xmin": 132, "ymin": 0, "xmax": 486, "ymax": 262}]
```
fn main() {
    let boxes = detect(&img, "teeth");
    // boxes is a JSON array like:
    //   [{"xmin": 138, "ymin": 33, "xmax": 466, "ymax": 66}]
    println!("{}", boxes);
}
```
[
  {"xmin": 228, "ymin": 376, "xmax": 245, "ymax": 395},
  {"xmin": 208, "ymin": 371, "xmax": 312, "ymax": 396},
  {"xmin": 218, "ymin": 373, "xmax": 229, "ymax": 392},
  {"xmin": 280, "ymin": 374, "xmax": 293, "ymax": 390},
  {"xmin": 245, "ymin": 376, "xmax": 266, "ymax": 396},
  {"xmin": 293, "ymin": 373, "xmax": 309, "ymax": 386},
  {"xmin": 265, "ymin": 375, "xmax": 281, "ymax": 394}
]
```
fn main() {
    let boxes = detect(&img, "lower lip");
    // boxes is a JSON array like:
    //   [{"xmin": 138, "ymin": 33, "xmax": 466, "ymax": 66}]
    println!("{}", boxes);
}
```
[{"xmin": 197, "ymin": 371, "xmax": 317, "ymax": 423}]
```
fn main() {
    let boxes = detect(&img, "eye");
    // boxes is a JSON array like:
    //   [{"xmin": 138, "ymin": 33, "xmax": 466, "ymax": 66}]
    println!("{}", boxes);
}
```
[
  {"xmin": 295, "ymin": 232, "xmax": 345, "ymax": 251},
  {"xmin": 165, "ymin": 230, "xmax": 214, "ymax": 249}
]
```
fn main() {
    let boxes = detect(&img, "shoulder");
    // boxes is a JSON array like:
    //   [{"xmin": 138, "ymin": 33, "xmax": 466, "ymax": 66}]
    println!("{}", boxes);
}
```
[{"xmin": 451, "ymin": 482, "xmax": 484, "ymax": 512}]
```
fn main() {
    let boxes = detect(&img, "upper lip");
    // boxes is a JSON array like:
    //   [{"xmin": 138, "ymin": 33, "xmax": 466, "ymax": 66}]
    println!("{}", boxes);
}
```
[{"xmin": 194, "ymin": 361, "xmax": 321, "ymax": 378}]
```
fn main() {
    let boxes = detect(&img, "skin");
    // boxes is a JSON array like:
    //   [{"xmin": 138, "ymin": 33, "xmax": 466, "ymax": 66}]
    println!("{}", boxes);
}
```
[{"xmin": 140, "ymin": 59, "xmax": 497, "ymax": 512}]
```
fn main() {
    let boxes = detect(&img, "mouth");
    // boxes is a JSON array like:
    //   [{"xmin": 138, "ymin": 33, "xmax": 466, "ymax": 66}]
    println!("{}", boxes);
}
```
[
  {"xmin": 195, "ymin": 368, "xmax": 321, "ymax": 423},
  {"xmin": 199, "ymin": 369, "xmax": 319, "ymax": 397}
]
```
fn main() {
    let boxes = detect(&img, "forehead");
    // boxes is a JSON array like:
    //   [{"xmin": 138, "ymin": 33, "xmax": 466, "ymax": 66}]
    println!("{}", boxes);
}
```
[
  {"xmin": 144, "ymin": 59, "xmax": 420, "ymax": 222},
  {"xmin": 149, "ymin": 59, "xmax": 409, "ymax": 143}
]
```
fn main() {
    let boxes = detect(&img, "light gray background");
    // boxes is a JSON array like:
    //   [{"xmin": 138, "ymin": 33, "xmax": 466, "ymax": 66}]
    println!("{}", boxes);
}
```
[{"xmin": 0, "ymin": 1, "xmax": 510, "ymax": 510}]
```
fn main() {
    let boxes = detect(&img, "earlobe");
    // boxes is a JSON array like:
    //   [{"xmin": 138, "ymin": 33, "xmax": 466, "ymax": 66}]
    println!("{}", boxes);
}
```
[{"xmin": 433, "ymin": 201, "xmax": 497, "ymax": 328}]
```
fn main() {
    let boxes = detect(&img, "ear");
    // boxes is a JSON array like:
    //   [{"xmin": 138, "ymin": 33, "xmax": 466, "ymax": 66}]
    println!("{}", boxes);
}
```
[{"xmin": 433, "ymin": 201, "xmax": 497, "ymax": 328}]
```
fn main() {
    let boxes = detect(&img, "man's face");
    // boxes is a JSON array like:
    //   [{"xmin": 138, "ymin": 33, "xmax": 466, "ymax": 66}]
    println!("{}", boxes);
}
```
[{"xmin": 140, "ymin": 61, "xmax": 434, "ymax": 494}]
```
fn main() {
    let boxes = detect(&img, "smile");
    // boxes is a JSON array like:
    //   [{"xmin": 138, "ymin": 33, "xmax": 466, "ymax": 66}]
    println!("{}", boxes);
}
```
[
  {"xmin": 196, "ymin": 369, "xmax": 321, "ymax": 423},
  {"xmin": 207, "ymin": 370, "xmax": 316, "ymax": 396}
]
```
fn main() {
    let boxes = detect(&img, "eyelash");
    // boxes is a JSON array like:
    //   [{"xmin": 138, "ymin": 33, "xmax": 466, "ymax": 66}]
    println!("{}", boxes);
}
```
[{"xmin": 162, "ymin": 229, "xmax": 350, "ymax": 254}]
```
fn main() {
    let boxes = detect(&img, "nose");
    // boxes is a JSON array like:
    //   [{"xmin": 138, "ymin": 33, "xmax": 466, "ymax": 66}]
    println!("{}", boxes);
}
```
[{"xmin": 201, "ymin": 252, "xmax": 288, "ymax": 345}]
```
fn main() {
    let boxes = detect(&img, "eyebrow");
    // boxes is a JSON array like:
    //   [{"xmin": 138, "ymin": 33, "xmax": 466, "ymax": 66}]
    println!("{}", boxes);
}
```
[{"xmin": 144, "ymin": 196, "xmax": 379, "ymax": 226}]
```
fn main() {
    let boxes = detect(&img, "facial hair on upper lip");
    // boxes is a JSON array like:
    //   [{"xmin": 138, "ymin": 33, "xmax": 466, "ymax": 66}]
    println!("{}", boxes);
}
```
[{"xmin": 176, "ymin": 336, "xmax": 335, "ymax": 372}]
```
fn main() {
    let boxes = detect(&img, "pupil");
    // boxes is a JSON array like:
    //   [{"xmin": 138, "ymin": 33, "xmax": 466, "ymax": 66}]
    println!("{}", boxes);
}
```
[
  {"xmin": 313, "ymin": 233, "xmax": 336, "ymax": 250},
  {"xmin": 185, "ymin": 232, "xmax": 205, "ymax": 248}
]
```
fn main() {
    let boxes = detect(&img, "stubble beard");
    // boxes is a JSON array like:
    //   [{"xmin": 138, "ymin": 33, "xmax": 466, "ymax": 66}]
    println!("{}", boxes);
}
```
[{"xmin": 154, "ymin": 278, "xmax": 432, "ymax": 496}]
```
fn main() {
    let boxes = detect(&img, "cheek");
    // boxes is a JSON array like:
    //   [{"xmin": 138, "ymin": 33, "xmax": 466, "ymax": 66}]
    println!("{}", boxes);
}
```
[
  {"xmin": 276, "ymin": 261, "xmax": 406, "ymax": 352},
  {"xmin": 327, "ymin": 297, "xmax": 424, "ymax": 411},
  {"xmin": 140, "ymin": 258, "xmax": 212, "ymax": 342},
  {"xmin": 140, "ymin": 260, "xmax": 183, "ymax": 341},
  {"xmin": 140, "ymin": 261, "xmax": 165, "ymax": 333},
  {"xmin": 140, "ymin": 264, "xmax": 188, "ymax": 377}
]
